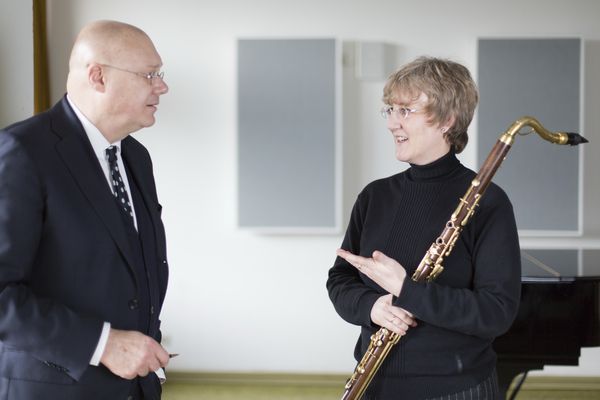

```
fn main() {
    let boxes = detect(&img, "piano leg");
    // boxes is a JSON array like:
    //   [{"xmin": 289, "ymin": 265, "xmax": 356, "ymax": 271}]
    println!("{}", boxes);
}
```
[{"xmin": 497, "ymin": 362, "xmax": 541, "ymax": 400}]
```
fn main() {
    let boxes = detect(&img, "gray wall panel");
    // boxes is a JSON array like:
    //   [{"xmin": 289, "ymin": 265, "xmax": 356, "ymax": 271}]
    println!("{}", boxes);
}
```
[
  {"xmin": 238, "ymin": 39, "xmax": 338, "ymax": 231},
  {"xmin": 477, "ymin": 38, "xmax": 581, "ymax": 233}
]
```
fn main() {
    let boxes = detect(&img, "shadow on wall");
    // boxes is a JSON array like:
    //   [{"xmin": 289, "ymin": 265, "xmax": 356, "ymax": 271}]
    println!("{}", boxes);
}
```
[
  {"xmin": 341, "ymin": 41, "xmax": 402, "ymax": 225},
  {"xmin": 46, "ymin": 0, "xmax": 80, "ymax": 103}
]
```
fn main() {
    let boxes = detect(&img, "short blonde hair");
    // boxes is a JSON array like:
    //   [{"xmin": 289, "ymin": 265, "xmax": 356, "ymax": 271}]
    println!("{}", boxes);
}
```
[{"xmin": 382, "ymin": 57, "xmax": 478, "ymax": 153}]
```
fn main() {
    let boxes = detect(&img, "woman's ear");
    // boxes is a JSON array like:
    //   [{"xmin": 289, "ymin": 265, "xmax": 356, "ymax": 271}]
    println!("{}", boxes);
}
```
[{"xmin": 441, "ymin": 115, "xmax": 456, "ymax": 134}]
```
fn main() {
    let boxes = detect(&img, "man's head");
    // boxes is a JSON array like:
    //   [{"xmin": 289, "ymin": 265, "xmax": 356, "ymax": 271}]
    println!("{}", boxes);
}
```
[{"xmin": 66, "ymin": 20, "xmax": 168, "ymax": 143}]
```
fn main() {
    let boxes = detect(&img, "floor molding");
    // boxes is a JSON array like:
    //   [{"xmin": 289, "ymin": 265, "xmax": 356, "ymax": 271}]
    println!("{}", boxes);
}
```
[
  {"xmin": 164, "ymin": 373, "xmax": 600, "ymax": 400},
  {"xmin": 167, "ymin": 371, "xmax": 600, "ymax": 389},
  {"xmin": 167, "ymin": 371, "xmax": 347, "ymax": 387},
  {"xmin": 508, "ymin": 376, "xmax": 600, "ymax": 400}
]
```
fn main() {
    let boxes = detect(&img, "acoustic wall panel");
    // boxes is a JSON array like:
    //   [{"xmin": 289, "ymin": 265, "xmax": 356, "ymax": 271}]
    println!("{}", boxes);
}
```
[
  {"xmin": 477, "ymin": 38, "xmax": 582, "ymax": 235},
  {"xmin": 237, "ymin": 39, "xmax": 340, "ymax": 233}
]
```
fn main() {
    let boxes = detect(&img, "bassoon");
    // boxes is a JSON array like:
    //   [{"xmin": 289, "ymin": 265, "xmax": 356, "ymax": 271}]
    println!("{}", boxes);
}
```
[{"xmin": 340, "ymin": 116, "xmax": 588, "ymax": 400}]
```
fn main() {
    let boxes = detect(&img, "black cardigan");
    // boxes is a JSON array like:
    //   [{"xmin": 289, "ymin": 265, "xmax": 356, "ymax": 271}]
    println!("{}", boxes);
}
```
[{"xmin": 327, "ymin": 151, "xmax": 521, "ymax": 399}]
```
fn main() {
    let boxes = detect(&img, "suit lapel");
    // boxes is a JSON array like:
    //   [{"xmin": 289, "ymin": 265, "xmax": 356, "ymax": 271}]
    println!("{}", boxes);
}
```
[{"xmin": 50, "ymin": 98, "xmax": 137, "ymax": 278}]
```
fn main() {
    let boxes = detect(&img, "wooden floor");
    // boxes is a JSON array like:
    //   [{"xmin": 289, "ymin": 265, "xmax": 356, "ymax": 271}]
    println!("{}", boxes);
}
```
[
  {"xmin": 161, "ymin": 373, "xmax": 600, "ymax": 400},
  {"xmin": 162, "ymin": 372, "xmax": 339, "ymax": 400},
  {"xmin": 163, "ymin": 383, "xmax": 339, "ymax": 400}
]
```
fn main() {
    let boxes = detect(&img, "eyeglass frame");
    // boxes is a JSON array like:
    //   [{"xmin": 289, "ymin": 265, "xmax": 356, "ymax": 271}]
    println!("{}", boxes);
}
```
[
  {"xmin": 380, "ymin": 104, "xmax": 419, "ymax": 119},
  {"xmin": 99, "ymin": 64, "xmax": 165, "ymax": 82}
]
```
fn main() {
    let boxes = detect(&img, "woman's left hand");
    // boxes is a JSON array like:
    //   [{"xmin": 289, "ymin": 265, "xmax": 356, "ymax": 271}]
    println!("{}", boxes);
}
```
[{"xmin": 336, "ymin": 248, "xmax": 407, "ymax": 296}]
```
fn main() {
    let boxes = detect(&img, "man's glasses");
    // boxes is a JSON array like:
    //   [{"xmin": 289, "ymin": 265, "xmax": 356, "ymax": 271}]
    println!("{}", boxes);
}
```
[
  {"xmin": 380, "ymin": 105, "xmax": 419, "ymax": 119},
  {"xmin": 100, "ymin": 64, "xmax": 164, "ymax": 82}
]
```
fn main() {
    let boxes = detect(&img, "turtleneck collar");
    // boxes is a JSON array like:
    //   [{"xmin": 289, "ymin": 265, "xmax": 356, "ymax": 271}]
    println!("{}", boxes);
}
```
[{"xmin": 406, "ymin": 151, "xmax": 461, "ymax": 182}]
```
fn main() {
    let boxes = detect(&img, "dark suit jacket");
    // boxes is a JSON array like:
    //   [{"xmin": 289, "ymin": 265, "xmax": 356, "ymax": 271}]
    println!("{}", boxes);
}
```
[{"xmin": 0, "ymin": 96, "xmax": 169, "ymax": 399}]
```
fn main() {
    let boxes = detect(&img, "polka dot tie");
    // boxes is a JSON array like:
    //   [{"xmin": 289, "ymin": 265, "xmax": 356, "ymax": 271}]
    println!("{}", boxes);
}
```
[{"xmin": 106, "ymin": 146, "xmax": 134, "ymax": 226}]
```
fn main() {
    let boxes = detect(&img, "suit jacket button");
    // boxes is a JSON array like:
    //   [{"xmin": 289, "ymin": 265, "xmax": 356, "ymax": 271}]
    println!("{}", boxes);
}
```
[{"xmin": 129, "ymin": 299, "xmax": 139, "ymax": 310}]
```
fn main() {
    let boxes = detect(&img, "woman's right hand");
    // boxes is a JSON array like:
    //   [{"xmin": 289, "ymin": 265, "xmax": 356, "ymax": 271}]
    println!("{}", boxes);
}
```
[{"xmin": 370, "ymin": 294, "xmax": 417, "ymax": 335}]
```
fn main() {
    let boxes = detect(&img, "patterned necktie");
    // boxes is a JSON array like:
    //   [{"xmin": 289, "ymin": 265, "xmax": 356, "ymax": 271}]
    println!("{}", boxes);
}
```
[{"xmin": 105, "ymin": 146, "xmax": 134, "ymax": 226}]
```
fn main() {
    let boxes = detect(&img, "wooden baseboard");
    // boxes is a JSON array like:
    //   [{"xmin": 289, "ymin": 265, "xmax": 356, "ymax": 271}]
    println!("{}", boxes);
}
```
[
  {"xmin": 167, "ymin": 371, "xmax": 600, "ymax": 393},
  {"xmin": 166, "ymin": 371, "xmax": 347, "ymax": 387},
  {"xmin": 515, "ymin": 376, "xmax": 600, "ymax": 390},
  {"xmin": 166, "ymin": 372, "xmax": 600, "ymax": 400},
  {"xmin": 508, "ymin": 376, "xmax": 600, "ymax": 399}
]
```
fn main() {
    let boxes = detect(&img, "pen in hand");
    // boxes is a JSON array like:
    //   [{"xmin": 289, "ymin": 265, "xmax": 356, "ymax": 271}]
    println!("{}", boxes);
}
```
[{"xmin": 155, "ymin": 353, "xmax": 179, "ymax": 381}]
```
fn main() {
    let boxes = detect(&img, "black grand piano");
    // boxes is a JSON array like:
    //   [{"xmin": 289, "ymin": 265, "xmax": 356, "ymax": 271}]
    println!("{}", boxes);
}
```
[{"xmin": 493, "ymin": 248, "xmax": 600, "ymax": 399}]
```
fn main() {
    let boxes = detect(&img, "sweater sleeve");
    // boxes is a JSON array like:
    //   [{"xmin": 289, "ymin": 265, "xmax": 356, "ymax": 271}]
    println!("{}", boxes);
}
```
[
  {"xmin": 393, "ymin": 186, "xmax": 522, "ymax": 339},
  {"xmin": 326, "ymin": 192, "xmax": 382, "ymax": 328}
]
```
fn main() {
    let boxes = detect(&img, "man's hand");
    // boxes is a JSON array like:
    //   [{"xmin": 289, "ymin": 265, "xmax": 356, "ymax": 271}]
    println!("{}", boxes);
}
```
[
  {"xmin": 370, "ymin": 294, "xmax": 417, "ymax": 335},
  {"xmin": 100, "ymin": 328, "xmax": 169, "ymax": 380}
]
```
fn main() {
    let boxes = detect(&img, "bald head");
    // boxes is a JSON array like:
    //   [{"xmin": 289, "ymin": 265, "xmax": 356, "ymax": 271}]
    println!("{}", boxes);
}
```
[
  {"xmin": 68, "ymin": 20, "xmax": 153, "ymax": 76},
  {"xmin": 65, "ymin": 20, "xmax": 167, "ymax": 142}
]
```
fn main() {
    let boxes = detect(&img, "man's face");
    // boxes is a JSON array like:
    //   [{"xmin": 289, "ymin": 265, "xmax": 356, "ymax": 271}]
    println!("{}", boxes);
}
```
[{"xmin": 102, "ymin": 39, "xmax": 169, "ymax": 136}]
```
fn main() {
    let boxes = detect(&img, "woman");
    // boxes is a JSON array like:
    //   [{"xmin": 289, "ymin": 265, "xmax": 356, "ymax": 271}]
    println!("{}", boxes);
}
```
[{"xmin": 327, "ymin": 57, "xmax": 521, "ymax": 399}]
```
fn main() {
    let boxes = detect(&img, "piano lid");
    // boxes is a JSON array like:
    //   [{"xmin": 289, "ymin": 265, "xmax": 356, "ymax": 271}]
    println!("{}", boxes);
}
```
[{"xmin": 520, "ymin": 248, "xmax": 600, "ymax": 282}]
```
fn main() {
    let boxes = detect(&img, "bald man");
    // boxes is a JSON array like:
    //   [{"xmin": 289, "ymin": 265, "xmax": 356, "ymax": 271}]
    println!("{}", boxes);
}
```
[{"xmin": 0, "ymin": 20, "xmax": 170, "ymax": 399}]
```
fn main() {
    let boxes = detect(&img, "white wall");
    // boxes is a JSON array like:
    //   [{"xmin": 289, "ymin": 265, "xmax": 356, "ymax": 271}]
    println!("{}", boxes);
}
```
[
  {"xmin": 4, "ymin": 0, "xmax": 599, "ymax": 376},
  {"xmin": 0, "ymin": 0, "xmax": 32, "ymax": 126}
]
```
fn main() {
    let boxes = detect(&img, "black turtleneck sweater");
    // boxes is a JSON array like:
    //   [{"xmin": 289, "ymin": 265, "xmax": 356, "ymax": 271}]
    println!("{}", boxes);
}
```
[{"xmin": 327, "ymin": 151, "xmax": 521, "ymax": 399}]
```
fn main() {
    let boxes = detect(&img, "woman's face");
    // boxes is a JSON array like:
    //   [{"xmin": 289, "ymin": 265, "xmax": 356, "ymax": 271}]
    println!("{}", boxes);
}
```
[{"xmin": 386, "ymin": 92, "xmax": 451, "ymax": 165}]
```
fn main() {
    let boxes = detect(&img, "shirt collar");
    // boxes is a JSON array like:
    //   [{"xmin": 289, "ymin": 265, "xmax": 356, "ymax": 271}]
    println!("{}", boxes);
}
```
[{"xmin": 66, "ymin": 94, "xmax": 122, "ymax": 161}]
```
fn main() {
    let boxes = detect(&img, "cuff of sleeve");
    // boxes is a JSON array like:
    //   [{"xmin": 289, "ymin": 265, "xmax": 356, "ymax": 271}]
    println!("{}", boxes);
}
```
[
  {"xmin": 358, "ymin": 291, "xmax": 383, "ymax": 328},
  {"xmin": 155, "ymin": 367, "xmax": 166, "ymax": 384},
  {"xmin": 89, "ymin": 322, "xmax": 111, "ymax": 366},
  {"xmin": 393, "ymin": 277, "xmax": 425, "ymax": 313}
]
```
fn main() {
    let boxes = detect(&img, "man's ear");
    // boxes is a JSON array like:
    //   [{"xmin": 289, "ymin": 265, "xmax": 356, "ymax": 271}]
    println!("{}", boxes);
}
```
[{"xmin": 88, "ymin": 64, "xmax": 106, "ymax": 92}]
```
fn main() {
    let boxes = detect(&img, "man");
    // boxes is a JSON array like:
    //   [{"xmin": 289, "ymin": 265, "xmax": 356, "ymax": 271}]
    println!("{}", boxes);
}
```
[{"xmin": 0, "ymin": 20, "xmax": 171, "ymax": 399}]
